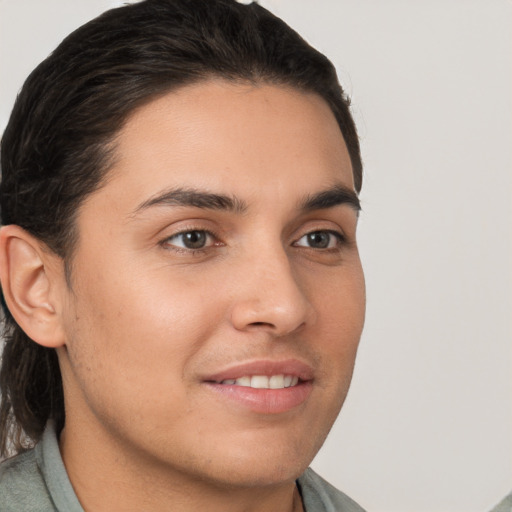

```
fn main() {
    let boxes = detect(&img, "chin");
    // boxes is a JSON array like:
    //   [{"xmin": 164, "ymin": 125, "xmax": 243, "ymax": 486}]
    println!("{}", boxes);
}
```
[
  {"xmin": 190, "ymin": 435, "xmax": 320, "ymax": 489},
  {"xmin": 202, "ymin": 459, "xmax": 309, "ymax": 490}
]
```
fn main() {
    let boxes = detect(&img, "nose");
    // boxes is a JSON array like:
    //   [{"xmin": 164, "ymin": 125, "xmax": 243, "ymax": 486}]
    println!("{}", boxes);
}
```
[{"xmin": 230, "ymin": 246, "xmax": 315, "ymax": 337}]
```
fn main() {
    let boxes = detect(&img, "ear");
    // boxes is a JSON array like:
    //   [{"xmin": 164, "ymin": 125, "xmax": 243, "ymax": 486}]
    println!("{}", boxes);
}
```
[{"xmin": 0, "ymin": 225, "xmax": 67, "ymax": 348}]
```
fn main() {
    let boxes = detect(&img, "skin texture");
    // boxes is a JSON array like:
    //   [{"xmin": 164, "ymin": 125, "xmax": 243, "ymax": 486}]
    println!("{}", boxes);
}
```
[{"xmin": 1, "ymin": 80, "xmax": 365, "ymax": 512}]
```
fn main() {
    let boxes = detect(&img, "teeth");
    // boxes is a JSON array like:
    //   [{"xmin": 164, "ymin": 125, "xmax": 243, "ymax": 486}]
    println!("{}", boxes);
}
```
[
  {"xmin": 269, "ymin": 375, "xmax": 284, "ymax": 389},
  {"xmin": 236, "ymin": 376, "xmax": 251, "ymax": 387},
  {"xmin": 220, "ymin": 374, "xmax": 300, "ymax": 389},
  {"xmin": 250, "ymin": 375, "xmax": 269, "ymax": 388}
]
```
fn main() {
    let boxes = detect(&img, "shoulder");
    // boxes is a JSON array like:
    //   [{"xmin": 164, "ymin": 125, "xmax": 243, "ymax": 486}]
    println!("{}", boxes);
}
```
[
  {"xmin": 489, "ymin": 491, "xmax": 512, "ymax": 512},
  {"xmin": 0, "ymin": 448, "xmax": 56, "ymax": 511},
  {"xmin": 298, "ymin": 468, "xmax": 366, "ymax": 512}
]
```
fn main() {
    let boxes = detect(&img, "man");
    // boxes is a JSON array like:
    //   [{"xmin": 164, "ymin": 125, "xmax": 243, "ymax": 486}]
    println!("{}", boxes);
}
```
[{"xmin": 0, "ymin": 1, "xmax": 366, "ymax": 510}]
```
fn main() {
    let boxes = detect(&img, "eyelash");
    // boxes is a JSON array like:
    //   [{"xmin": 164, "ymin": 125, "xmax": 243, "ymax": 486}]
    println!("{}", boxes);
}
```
[
  {"xmin": 160, "ymin": 228, "xmax": 220, "ymax": 254},
  {"xmin": 160, "ymin": 228, "xmax": 346, "ymax": 254},
  {"xmin": 293, "ymin": 230, "xmax": 346, "ymax": 250}
]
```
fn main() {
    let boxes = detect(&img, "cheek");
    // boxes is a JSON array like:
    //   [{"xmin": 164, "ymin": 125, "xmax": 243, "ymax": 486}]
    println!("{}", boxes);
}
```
[
  {"xmin": 308, "ymin": 263, "xmax": 365, "ymax": 388},
  {"xmin": 311, "ymin": 262, "xmax": 365, "ymax": 338},
  {"xmin": 78, "ymin": 257, "xmax": 224, "ymax": 342},
  {"xmin": 63, "ymin": 261, "xmax": 227, "ymax": 414}
]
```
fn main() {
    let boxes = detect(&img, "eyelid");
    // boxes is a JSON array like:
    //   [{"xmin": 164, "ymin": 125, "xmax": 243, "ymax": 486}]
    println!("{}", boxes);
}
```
[
  {"xmin": 160, "ymin": 227, "xmax": 221, "ymax": 251},
  {"xmin": 293, "ymin": 229, "xmax": 345, "ymax": 249},
  {"xmin": 158, "ymin": 221, "xmax": 347, "ymax": 253}
]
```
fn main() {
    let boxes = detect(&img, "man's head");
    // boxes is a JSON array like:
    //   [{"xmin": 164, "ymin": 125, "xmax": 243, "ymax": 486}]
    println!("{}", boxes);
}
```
[{"xmin": 0, "ymin": 0, "xmax": 364, "ymax": 493}]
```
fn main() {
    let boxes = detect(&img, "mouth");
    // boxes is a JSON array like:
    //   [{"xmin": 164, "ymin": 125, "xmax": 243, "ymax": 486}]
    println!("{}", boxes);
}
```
[
  {"xmin": 215, "ymin": 374, "xmax": 300, "ymax": 389},
  {"xmin": 202, "ymin": 360, "xmax": 313, "ymax": 414}
]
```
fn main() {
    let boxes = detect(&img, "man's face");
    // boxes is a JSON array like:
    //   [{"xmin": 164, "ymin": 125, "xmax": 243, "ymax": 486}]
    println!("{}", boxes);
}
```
[{"xmin": 57, "ymin": 80, "xmax": 365, "ymax": 488}]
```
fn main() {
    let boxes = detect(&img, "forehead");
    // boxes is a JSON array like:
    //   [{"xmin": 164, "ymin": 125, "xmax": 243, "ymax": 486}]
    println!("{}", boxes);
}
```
[{"xmin": 90, "ymin": 80, "xmax": 355, "ymax": 215}]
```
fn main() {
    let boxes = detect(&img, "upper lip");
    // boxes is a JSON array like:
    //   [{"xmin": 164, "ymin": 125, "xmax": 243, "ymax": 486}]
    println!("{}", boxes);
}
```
[{"xmin": 202, "ymin": 359, "xmax": 314, "ymax": 383}]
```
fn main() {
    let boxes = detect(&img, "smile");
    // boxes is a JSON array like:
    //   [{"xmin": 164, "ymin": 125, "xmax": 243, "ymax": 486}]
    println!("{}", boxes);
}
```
[
  {"xmin": 203, "ymin": 360, "xmax": 314, "ymax": 414},
  {"xmin": 219, "ymin": 375, "xmax": 300, "ymax": 389}
]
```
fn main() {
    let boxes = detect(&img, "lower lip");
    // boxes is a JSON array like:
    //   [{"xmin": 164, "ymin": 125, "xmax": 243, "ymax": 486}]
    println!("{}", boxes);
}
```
[{"xmin": 205, "ymin": 381, "xmax": 313, "ymax": 414}]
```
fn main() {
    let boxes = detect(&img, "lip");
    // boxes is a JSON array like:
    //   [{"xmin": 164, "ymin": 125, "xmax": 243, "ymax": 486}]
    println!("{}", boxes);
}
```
[{"xmin": 202, "ymin": 359, "xmax": 314, "ymax": 414}]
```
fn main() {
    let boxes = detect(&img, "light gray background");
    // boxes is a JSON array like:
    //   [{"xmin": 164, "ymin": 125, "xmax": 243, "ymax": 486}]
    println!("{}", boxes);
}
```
[{"xmin": 1, "ymin": 1, "xmax": 511, "ymax": 511}]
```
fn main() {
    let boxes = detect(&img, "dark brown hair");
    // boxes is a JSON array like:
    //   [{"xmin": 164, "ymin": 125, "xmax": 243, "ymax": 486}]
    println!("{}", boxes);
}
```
[{"xmin": 0, "ymin": 0, "xmax": 362, "ymax": 457}]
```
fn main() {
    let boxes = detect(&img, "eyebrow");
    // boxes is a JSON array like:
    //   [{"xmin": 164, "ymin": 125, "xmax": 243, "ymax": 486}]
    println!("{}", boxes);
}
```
[
  {"xmin": 299, "ymin": 184, "xmax": 361, "ymax": 213},
  {"xmin": 132, "ymin": 183, "xmax": 360, "ymax": 216},
  {"xmin": 133, "ymin": 187, "xmax": 248, "ymax": 215}
]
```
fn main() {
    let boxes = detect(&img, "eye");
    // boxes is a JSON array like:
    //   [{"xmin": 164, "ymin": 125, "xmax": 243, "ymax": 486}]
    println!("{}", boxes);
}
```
[
  {"xmin": 294, "ymin": 230, "xmax": 343, "ymax": 249},
  {"xmin": 164, "ymin": 230, "xmax": 214, "ymax": 250}
]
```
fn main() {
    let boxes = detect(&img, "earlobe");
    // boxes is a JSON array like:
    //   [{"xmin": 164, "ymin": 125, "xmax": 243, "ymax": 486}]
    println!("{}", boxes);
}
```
[{"xmin": 0, "ymin": 225, "xmax": 67, "ymax": 348}]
